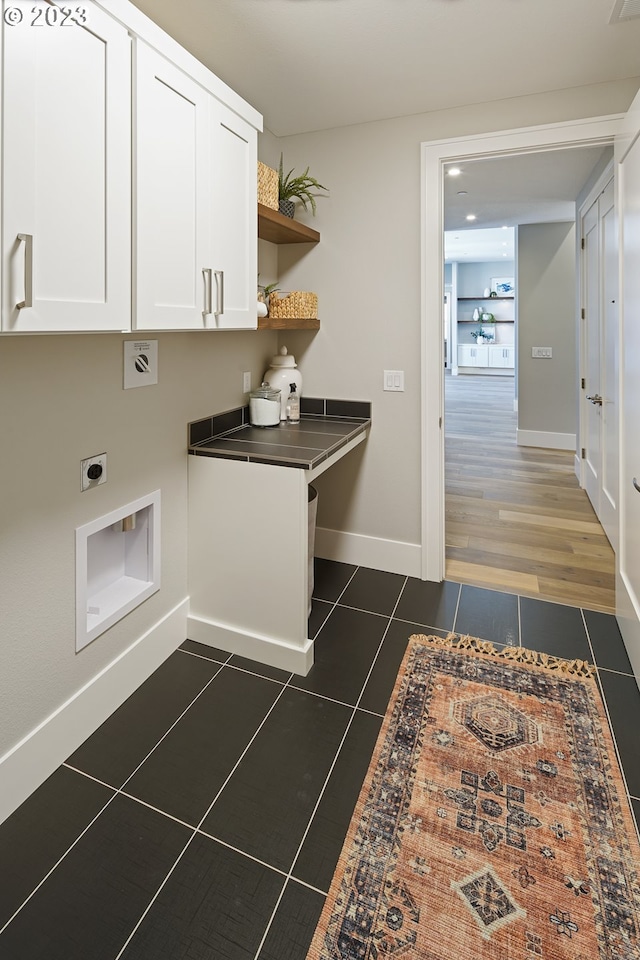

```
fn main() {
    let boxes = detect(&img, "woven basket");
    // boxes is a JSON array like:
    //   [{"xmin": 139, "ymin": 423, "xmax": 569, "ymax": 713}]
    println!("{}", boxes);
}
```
[
  {"xmin": 268, "ymin": 291, "xmax": 318, "ymax": 319},
  {"xmin": 257, "ymin": 161, "xmax": 278, "ymax": 210}
]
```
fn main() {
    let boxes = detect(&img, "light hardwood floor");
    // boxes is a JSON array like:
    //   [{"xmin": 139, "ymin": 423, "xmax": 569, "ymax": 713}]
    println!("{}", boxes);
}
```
[{"xmin": 444, "ymin": 372, "xmax": 616, "ymax": 613}]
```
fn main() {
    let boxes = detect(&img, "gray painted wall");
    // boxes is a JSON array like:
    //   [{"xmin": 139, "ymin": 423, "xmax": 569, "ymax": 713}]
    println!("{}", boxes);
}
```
[{"xmin": 517, "ymin": 222, "xmax": 577, "ymax": 437}]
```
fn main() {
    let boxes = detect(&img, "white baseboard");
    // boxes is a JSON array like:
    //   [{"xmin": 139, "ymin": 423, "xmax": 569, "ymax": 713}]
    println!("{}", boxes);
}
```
[
  {"xmin": 315, "ymin": 526, "xmax": 422, "ymax": 578},
  {"xmin": 516, "ymin": 429, "xmax": 576, "ymax": 451},
  {"xmin": 616, "ymin": 568, "xmax": 640, "ymax": 688},
  {"xmin": 187, "ymin": 615, "xmax": 314, "ymax": 676},
  {"xmin": 574, "ymin": 453, "xmax": 582, "ymax": 482},
  {"xmin": 0, "ymin": 599, "xmax": 188, "ymax": 827}
]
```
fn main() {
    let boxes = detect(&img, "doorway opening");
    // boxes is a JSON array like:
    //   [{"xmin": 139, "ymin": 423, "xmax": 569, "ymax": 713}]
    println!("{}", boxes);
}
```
[
  {"xmin": 420, "ymin": 114, "xmax": 623, "ymax": 601},
  {"xmin": 441, "ymin": 148, "xmax": 615, "ymax": 611}
]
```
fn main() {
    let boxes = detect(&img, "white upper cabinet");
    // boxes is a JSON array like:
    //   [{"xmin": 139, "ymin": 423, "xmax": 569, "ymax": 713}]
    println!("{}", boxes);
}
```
[
  {"xmin": 135, "ymin": 43, "xmax": 257, "ymax": 331},
  {"xmin": 2, "ymin": 2, "xmax": 131, "ymax": 332},
  {"xmin": 209, "ymin": 103, "xmax": 257, "ymax": 330},
  {"xmin": 134, "ymin": 42, "xmax": 212, "ymax": 330},
  {"xmin": 1, "ymin": 0, "xmax": 261, "ymax": 335}
]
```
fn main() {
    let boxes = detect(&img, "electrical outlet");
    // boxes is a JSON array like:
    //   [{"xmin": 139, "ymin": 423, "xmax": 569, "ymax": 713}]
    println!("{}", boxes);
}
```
[
  {"xmin": 384, "ymin": 370, "xmax": 405, "ymax": 391},
  {"xmin": 81, "ymin": 453, "xmax": 107, "ymax": 492},
  {"xmin": 243, "ymin": 371, "xmax": 251, "ymax": 393},
  {"xmin": 532, "ymin": 347, "xmax": 553, "ymax": 359}
]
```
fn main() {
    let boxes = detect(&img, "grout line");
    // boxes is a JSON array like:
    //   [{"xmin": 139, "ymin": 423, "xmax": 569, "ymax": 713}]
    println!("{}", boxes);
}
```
[
  {"xmin": 517, "ymin": 594, "xmax": 523, "ymax": 647},
  {"xmin": 0, "ymin": 788, "xmax": 121, "ymax": 937},
  {"xmin": 61, "ymin": 764, "xmax": 118, "ymax": 793},
  {"xmin": 596, "ymin": 665, "xmax": 635, "ymax": 679},
  {"xmin": 253, "ymin": 576, "xmax": 410, "ymax": 958},
  {"xmin": 178, "ymin": 647, "xmax": 233, "ymax": 666},
  {"xmin": 582, "ymin": 610, "xmax": 639, "ymax": 842},
  {"xmin": 450, "ymin": 581, "xmax": 463, "ymax": 635},
  {"xmin": 113, "ymin": 681, "xmax": 292, "ymax": 959},
  {"xmin": 0, "ymin": 662, "xmax": 232, "ymax": 939}
]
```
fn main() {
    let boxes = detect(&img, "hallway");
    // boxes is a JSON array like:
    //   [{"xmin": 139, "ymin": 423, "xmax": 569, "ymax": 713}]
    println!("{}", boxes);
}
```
[{"xmin": 445, "ymin": 373, "xmax": 615, "ymax": 613}]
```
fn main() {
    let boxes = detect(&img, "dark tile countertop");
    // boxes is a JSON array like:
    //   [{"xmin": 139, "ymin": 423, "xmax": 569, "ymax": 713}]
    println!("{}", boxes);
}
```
[{"xmin": 189, "ymin": 398, "xmax": 371, "ymax": 471}]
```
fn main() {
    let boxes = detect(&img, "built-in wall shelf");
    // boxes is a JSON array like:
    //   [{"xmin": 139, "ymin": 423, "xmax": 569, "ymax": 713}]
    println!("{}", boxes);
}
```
[
  {"xmin": 257, "ymin": 315, "xmax": 320, "ymax": 330},
  {"xmin": 458, "ymin": 319, "xmax": 515, "ymax": 323},
  {"xmin": 258, "ymin": 203, "xmax": 320, "ymax": 244},
  {"xmin": 457, "ymin": 296, "xmax": 514, "ymax": 301}
]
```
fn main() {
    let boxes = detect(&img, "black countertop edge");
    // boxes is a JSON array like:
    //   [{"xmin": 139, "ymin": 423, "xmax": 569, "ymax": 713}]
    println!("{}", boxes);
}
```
[
  {"xmin": 188, "ymin": 418, "xmax": 370, "ymax": 470},
  {"xmin": 188, "ymin": 398, "xmax": 372, "ymax": 447}
]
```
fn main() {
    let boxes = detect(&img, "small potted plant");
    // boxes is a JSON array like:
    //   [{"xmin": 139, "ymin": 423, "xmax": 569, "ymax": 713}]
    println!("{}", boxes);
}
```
[
  {"xmin": 471, "ymin": 327, "xmax": 494, "ymax": 345},
  {"xmin": 278, "ymin": 153, "xmax": 328, "ymax": 218}
]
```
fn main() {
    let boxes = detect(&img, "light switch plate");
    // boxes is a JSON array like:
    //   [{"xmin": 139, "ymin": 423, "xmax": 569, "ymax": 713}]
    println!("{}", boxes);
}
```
[
  {"xmin": 384, "ymin": 370, "xmax": 405, "ymax": 391},
  {"xmin": 124, "ymin": 339, "xmax": 158, "ymax": 389},
  {"xmin": 532, "ymin": 347, "xmax": 552, "ymax": 359}
]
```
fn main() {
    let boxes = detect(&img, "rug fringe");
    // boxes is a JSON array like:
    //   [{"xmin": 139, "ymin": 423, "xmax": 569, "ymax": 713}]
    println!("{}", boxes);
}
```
[{"xmin": 409, "ymin": 633, "xmax": 596, "ymax": 678}]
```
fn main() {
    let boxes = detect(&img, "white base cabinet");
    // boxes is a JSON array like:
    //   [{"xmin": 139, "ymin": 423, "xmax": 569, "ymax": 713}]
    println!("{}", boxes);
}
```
[
  {"xmin": 489, "ymin": 345, "xmax": 515, "ymax": 368},
  {"xmin": 458, "ymin": 344, "xmax": 489, "ymax": 367},
  {"xmin": 458, "ymin": 344, "xmax": 515, "ymax": 371}
]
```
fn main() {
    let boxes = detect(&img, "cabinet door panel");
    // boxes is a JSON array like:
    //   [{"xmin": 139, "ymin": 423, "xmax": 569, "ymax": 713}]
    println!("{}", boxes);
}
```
[
  {"xmin": 135, "ymin": 42, "xmax": 211, "ymax": 330},
  {"xmin": 2, "ymin": 1, "xmax": 130, "ymax": 331},
  {"xmin": 210, "ymin": 104, "xmax": 257, "ymax": 329}
]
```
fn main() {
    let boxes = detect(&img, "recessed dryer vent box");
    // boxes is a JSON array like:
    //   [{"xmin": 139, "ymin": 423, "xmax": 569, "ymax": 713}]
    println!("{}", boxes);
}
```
[
  {"xmin": 75, "ymin": 491, "xmax": 161, "ymax": 651},
  {"xmin": 124, "ymin": 339, "xmax": 158, "ymax": 389}
]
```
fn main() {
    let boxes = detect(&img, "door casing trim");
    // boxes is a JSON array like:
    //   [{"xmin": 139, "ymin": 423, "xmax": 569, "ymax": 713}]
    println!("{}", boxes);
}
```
[{"xmin": 420, "ymin": 115, "xmax": 624, "ymax": 581}]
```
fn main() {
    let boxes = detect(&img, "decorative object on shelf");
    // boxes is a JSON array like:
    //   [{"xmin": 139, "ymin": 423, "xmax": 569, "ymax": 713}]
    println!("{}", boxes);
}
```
[
  {"xmin": 268, "ymin": 290, "xmax": 318, "ymax": 320},
  {"xmin": 480, "ymin": 311, "xmax": 496, "ymax": 324},
  {"xmin": 489, "ymin": 290, "xmax": 498, "ymax": 297},
  {"xmin": 263, "ymin": 346, "xmax": 303, "ymax": 420},
  {"xmin": 471, "ymin": 327, "xmax": 494, "ymax": 344},
  {"xmin": 278, "ymin": 153, "xmax": 328, "ymax": 218},
  {"xmin": 472, "ymin": 307, "xmax": 480, "ymax": 322},
  {"xmin": 258, "ymin": 281, "xmax": 280, "ymax": 314},
  {"xmin": 491, "ymin": 276, "xmax": 515, "ymax": 296},
  {"xmin": 483, "ymin": 286, "xmax": 491, "ymax": 297},
  {"xmin": 257, "ymin": 161, "xmax": 279, "ymax": 210}
]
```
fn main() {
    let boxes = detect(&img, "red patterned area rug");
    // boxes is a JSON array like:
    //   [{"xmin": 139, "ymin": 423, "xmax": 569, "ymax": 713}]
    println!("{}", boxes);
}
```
[{"xmin": 306, "ymin": 635, "xmax": 640, "ymax": 960}]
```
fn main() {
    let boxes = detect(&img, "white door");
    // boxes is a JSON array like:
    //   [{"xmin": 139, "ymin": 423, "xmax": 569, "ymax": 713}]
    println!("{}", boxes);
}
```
[
  {"xmin": 600, "ymin": 180, "xmax": 619, "ymax": 550},
  {"xmin": 135, "ymin": 42, "xmax": 211, "ymax": 330},
  {"xmin": 582, "ymin": 198, "xmax": 603, "ymax": 517},
  {"xmin": 209, "ymin": 103, "xmax": 257, "ymax": 329},
  {"xmin": 581, "ymin": 176, "xmax": 619, "ymax": 552},
  {"xmin": 2, "ymin": 1, "xmax": 131, "ymax": 332},
  {"xmin": 617, "ymin": 115, "xmax": 640, "ymax": 681}
]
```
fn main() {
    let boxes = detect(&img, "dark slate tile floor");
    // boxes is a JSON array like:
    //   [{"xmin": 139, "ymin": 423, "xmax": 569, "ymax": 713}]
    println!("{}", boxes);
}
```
[{"xmin": 1, "ymin": 560, "xmax": 639, "ymax": 959}]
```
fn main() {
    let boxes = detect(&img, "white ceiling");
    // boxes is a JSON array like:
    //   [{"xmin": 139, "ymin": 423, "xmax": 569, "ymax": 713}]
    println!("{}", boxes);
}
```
[
  {"xmin": 128, "ymin": 0, "xmax": 637, "ymax": 260},
  {"xmin": 129, "ymin": 0, "xmax": 640, "ymax": 138},
  {"xmin": 443, "ymin": 145, "xmax": 611, "ymax": 259}
]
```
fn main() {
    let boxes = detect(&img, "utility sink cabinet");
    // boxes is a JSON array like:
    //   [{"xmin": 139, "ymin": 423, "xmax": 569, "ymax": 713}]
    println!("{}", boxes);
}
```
[{"xmin": 187, "ymin": 405, "xmax": 371, "ymax": 675}]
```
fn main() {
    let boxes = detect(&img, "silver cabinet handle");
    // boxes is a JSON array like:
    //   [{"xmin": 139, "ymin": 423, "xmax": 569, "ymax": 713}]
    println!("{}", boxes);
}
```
[
  {"xmin": 202, "ymin": 268, "xmax": 212, "ymax": 316},
  {"xmin": 214, "ymin": 269, "xmax": 224, "ymax": 317},
  {"xmin": 16, "ymin": 233, "xmax": 33, "ymax": 309},
  {"xmin": 586, "ymin": 394, "xmax": 603, "ymax": 406},
  {"xmin": 633, "ymin": 477, "xmax": 640, "ymax": 493}
]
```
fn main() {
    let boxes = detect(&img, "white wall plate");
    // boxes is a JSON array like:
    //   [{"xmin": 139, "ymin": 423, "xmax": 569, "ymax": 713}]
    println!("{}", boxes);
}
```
[{"xmin": 124, "ymin": 339, "xmax": 158, "ymax": 388}]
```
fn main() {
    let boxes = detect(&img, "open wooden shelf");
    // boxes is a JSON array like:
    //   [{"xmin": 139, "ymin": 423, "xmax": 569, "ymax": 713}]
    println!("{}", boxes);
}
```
[
  {"xmin": 258, "ymin": 203, "xmax": 320, "ymax": 244},
  {"xmin": 258, "ymin": 315, "xmax": 320, "ymax": 330},
  {"xmin": 457, "ymin": 296, "xmax": 514, "ymax": 301}
]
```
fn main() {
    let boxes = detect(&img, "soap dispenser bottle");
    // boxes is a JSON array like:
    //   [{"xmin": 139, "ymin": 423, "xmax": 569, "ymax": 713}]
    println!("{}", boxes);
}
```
[{"xmin": 286, "ymin": 383, "xmax": 300, "ymax": 423}]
